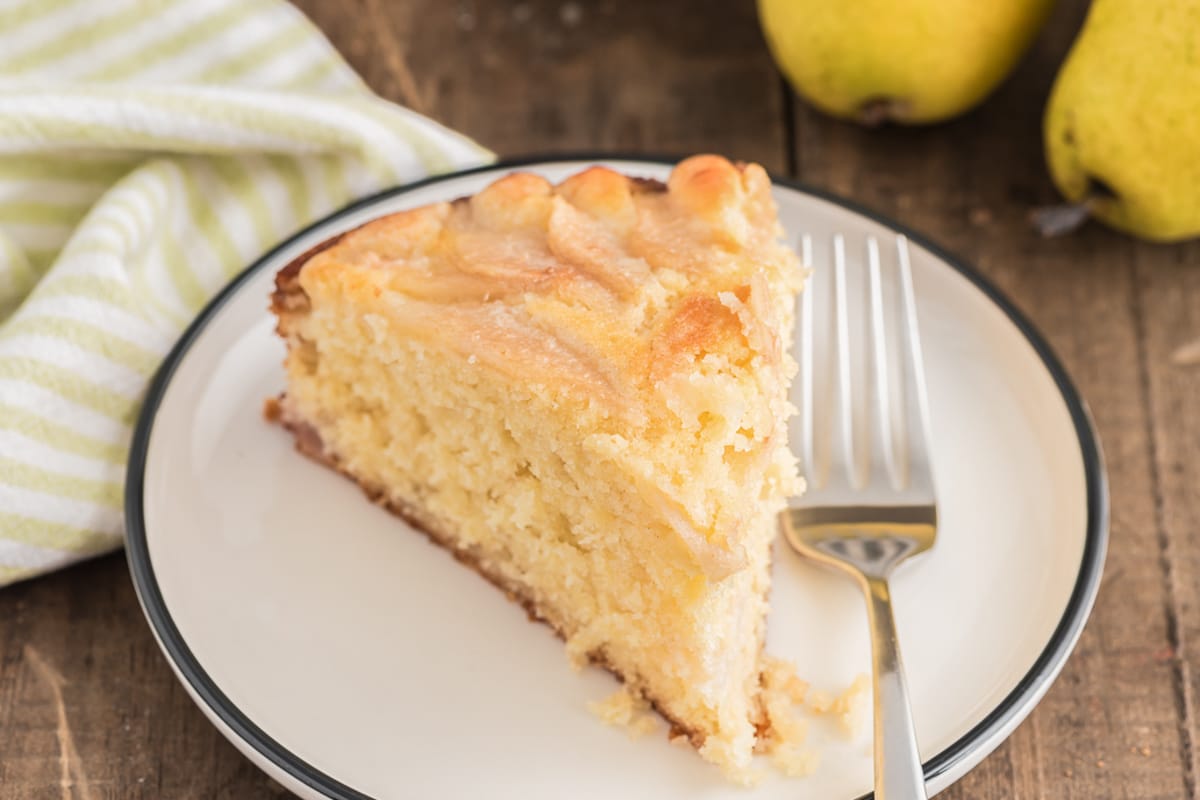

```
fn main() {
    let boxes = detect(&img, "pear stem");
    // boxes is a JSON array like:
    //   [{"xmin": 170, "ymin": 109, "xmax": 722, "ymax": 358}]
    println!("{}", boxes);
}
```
[
  {"xmin": 1031, "ymin": 181, "xmax": 1117, "ymax": 237},
  {"xmin": 1030, "ymin": 202, "xmax": 1092, "ymax": 237},
  {"xmin": 857, "ymin": 97, "xmax": 907, "ymax": 127}
]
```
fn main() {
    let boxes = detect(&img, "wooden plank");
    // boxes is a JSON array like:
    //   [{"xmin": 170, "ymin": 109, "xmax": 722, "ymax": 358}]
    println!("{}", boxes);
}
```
[
  {"xmin": 1135, "ymin": 240, "xmax": 1200, "ymax": 800},
  {"xmin": 0, "ymin": 555, "xmax": 284, "ymax": 799},
  {"xmin": 785, "ymin": 0, "xmax": 1190, "ymax": 797},
  {"xmin": 294, "ymin": 0, "xmax": 789, "ymax": 169}
]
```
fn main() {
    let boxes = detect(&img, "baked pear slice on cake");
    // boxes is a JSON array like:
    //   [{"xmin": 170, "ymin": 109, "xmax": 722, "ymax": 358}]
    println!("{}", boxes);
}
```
[{"xmin": 268, "ymin": 155, "xmax": 803, "ymax": 777}]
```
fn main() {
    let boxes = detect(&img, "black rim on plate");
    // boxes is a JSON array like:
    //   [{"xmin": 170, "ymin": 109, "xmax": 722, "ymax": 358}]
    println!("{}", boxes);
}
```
[{"xmin": 125, "ymin": 155, "xmax": 1110, "ymax": 800}]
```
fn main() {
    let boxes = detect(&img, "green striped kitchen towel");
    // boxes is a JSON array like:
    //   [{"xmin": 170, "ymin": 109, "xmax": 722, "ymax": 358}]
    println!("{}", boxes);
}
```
[{"xmin": 0, "ymin": 0, "xmax": 493, "ymax": 586}]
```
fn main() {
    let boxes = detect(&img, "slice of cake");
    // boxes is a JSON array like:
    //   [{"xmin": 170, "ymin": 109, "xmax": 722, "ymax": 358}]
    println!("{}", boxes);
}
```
[{"xmin": 269, "ymin": 155, "xmax": 803, "ymax": 777}]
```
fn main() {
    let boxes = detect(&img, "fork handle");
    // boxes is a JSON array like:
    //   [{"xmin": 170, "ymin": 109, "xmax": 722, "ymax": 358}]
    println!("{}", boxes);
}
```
[{"xmin": 863, "ymin": 576, "xmax": 928, "ymax": 800}]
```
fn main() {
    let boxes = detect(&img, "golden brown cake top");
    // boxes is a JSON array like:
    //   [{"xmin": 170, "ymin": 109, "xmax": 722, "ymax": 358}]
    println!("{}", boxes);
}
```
[
  {"xmin": 278, "ymin": 155, "xmax": 802, "ymax": 427},
  {"xmin": 276, "ymin": 157, "xmax": 803, "ymax": 578}
]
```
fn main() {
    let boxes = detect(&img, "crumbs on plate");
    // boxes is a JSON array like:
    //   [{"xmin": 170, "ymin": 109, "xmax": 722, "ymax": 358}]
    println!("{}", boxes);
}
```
[
  {"xmin": 588, "ymin": 657, "xmax": 869, "ymax": 782},
  {"xmin": 587, "ymin": 685, "xmax": 660, "ymax": 740}
]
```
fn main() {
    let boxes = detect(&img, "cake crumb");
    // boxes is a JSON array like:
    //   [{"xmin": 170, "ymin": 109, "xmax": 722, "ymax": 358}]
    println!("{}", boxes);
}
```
[
  {"xmin": 587, "ymin": 686, "xmax": 659, "ymax": 740},
  {"xmin": 755, "ymin": 656, "xmax": 821, "ymax": 779},
  {"xmin": 763, "ymin": 655, "xmax": 809, "ymax": 703},
  {"xmin": 262, "ymin": 396, "xmax": 282, "ymax": 422},
  {"xmin": 771, "ymin": 743, "xmax": 821, "ymax": 778},
  {"xmin": 808, "ymin": 688, "xmax": 833, "ymax": 713},
  {"xmin": 699, "ymin": 737, "xmax": 765, "ymax": 787},
  {"xmin": 628, "ymin": 714, "xmax": 659, "ymax": 740},
  {"xmin": 758, "ymin": 655, "xmax": 811, "ymax": 751},
  {"xmin": 809, "ymin": 673, "xmax": 870, "ymax": 738}
]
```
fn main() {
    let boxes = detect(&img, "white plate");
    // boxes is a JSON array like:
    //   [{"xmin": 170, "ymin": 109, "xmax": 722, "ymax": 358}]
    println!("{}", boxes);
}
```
[{"xmin": 126, "ymin": 158, "xmax": 1108, "ymax": 800}]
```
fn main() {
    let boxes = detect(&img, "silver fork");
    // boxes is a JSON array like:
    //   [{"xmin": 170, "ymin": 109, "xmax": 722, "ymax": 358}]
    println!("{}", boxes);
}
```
[{"xmin": 780, "ymin": 233, "xmax": 937, "ymax": 800}]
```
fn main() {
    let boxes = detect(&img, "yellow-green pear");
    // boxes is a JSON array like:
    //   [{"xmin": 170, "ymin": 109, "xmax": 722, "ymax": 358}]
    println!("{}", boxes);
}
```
[
  {"xmin": 757, "ymin": 0, "xmax": 1055, "ymax": 125},
  {"xmin": 1043, "ymin": 0, "xmax": 1200, "ymax": 242}
]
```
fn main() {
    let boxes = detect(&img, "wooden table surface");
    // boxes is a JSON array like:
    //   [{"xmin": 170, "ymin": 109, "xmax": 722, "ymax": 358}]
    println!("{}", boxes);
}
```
[{"xmin": 2, "ymin": 1, "xmax": 1198, "ymax": 797}]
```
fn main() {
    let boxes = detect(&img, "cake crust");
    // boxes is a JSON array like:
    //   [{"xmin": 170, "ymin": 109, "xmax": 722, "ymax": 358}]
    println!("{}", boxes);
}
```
[{"xmin": 278, "ymin": 158, "xmax": 792, "ymax": 418}]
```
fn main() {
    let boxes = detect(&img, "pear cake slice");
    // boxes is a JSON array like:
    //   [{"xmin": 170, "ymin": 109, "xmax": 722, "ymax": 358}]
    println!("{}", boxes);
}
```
[{"xmin": 268, "ymin": 155, "xmax": 803, "ymax": 777}]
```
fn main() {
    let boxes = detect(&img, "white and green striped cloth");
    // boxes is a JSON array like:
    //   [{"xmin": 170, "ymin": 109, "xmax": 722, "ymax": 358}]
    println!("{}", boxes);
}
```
[{"xmin": 0, "ymin": 0, "xmax": 492, "ymax": 586}]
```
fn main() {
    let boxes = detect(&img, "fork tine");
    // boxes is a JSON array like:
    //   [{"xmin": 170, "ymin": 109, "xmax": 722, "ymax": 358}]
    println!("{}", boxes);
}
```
[
  {"xmin": 866, "ymin": 236, "xmax": 896, "ymax": 489},
  {"xmin": 832, "ymin": 233, "xmax": 857, "ymax": 488},
  {"xmin": 895, "ymin": 236, "xmax": 935, "ymax": 494}
]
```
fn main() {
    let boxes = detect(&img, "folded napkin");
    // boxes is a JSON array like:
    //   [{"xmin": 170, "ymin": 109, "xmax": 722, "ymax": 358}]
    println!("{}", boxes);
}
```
[{"xmin": 0, "ymin": 0, "xmax": 492, "ymax": 586}]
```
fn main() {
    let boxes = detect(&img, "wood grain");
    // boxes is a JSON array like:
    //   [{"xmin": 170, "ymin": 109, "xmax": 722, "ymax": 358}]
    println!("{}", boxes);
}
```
[
  {"xmin": 297, "ymin": 0, "xmax": 789, "ymax": 169},
  {"xmin": 0, "ymin": 556, "xmax": 284, "ymax": 799},
  {"xmin": 1135, "ymin": 239, "xmax": 1200, "ymax": 800},
  {"xmin": 2, "ymin": 0, "xmax": 1197, "ymax": 797}
]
